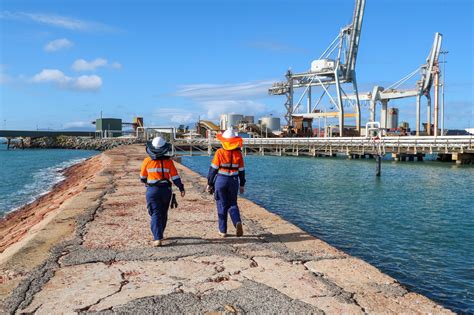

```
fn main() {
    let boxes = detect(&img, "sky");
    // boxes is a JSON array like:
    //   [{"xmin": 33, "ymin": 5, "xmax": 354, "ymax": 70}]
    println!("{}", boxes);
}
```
[{"xmin": 0, "ymin": 0, "xmax": 473, "ymax": 131}]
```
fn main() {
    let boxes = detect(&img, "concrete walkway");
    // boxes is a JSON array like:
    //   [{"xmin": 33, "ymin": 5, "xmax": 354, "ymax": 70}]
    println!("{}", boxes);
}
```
[{"xmin": 2, "ymin": 145, "xmax": 452, "ymax": 314}]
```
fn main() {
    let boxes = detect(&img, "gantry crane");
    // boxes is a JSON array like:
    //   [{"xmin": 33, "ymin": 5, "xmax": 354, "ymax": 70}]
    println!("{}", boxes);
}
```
[
  {"xmin": 344, "ymin": 32, "xmax": 443, "ymax": 136},
  {"xmin": 269, "ymin": 0, "xmax": 366, "ymax": 137}
]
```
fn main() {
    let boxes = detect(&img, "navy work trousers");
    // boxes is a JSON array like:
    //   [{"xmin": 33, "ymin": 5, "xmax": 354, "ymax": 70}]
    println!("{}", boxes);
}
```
[
  {"xmin": 214, "ymin": 175, "xmax": 242, "ymax": 233},
  {"xmin": 146, "ymin": 184, "xmax": 172, "ymax": 240}
]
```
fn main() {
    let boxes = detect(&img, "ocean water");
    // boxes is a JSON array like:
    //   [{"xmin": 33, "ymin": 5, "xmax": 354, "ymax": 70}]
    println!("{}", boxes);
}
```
[
  {"xmin": 182, "ymin": 155, "xmax": 474, "ymax": 313},
  {"xmin": 0, "ymin": 144, "xmax": 99, "ymax": 215}
]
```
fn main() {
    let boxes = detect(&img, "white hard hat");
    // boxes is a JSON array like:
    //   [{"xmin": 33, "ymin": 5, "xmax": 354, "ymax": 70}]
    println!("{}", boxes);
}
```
[
  {"xmin": 151, "ymin": 137, "xmax": 166, "ymax": 149},
  {"xmin": 222, "ymin": 128, "xmax": 238, "ymax": 139}
]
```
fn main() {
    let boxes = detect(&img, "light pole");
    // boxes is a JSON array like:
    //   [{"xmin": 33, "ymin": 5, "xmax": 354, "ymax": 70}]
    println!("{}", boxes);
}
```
[{"xmin": 440, "ymin": 50, "xmax": 448, "ymax": 135}]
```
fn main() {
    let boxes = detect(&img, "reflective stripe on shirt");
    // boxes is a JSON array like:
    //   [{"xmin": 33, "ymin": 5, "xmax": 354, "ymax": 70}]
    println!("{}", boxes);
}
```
[
  {"xmin": 148, "ymin": 168, "xmax": 170, "ymax": 173},
  {"xmin": 211, "ymin": 163, "xmax": 219, "ymax": 169},
  {"xmin": 220, "ymin": 163, "xmax": 239, "ymax": 168}
]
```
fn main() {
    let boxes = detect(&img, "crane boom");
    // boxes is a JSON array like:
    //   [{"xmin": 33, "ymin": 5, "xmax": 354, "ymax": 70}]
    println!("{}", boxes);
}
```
[
  {"xmin": 268, "ymin": 0, "xmax": 366, "ymax": 135},
  {"xmin": 345, "ymin": 0, "xmax": 366, "ymax": 80},
  {"xmin": 422, "ymin": 32, "xmax": 443, "ymax": 92}
]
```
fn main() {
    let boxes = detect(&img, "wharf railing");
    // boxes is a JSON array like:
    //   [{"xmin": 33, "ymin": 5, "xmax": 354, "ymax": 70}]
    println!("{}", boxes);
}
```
[{"xmin": 171, "ymin": 135, "xmax": 474, "ymax": 157}]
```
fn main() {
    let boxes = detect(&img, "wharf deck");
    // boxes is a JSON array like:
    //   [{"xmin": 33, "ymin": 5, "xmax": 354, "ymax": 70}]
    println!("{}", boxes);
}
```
[{"xmin": 171, "ymin": 136, "xmax": 474, "ymax": 157}]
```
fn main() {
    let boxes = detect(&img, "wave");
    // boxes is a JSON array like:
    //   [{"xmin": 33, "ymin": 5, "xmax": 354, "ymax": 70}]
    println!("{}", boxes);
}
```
[{"xmin": 1, "ymin": 157, "xmax": 88, "ymax": 215}]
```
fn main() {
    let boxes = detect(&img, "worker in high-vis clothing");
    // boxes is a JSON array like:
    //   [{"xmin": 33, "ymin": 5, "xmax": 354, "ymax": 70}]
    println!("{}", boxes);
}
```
[
  {"xmin": 140, "ymin": 136, "xmax": 185, "ymax": 247},
  {"xmin": 206, "ymin": 128, "xmax": 246, "ymax": 237}
]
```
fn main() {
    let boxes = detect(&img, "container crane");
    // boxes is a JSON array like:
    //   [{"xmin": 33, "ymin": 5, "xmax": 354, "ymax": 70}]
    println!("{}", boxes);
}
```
[
  {"xmin": 345, "ymin": 32, "xmax": 443, "ymax": 136},
  {"xmin": 269, "ymin": 0, "xmax": 366, "ymax": 137}
]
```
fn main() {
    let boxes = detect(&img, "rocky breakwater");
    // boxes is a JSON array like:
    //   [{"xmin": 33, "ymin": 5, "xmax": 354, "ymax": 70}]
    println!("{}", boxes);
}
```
[
  {"xmin": 10, "ymin": 136, "xmax": 141, "ymax": 151},
  {"xmin": 0, "ymin": 144, "xmax": 452, "ymax": 314}
]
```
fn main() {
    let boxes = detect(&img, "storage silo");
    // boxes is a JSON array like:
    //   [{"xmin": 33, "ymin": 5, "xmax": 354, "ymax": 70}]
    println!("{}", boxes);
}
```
[
  {"xmin": 227, "ymin": 114, "xmax": 244, "ymax": 128},
  {"xmin": 387, "ymin": 108, "xmax": 399, "ymax": 129},
  {"xmin": 260, "ymin": 116, "xmax": 281, "ymax": 131},
  {"xmin": 220, "ymin": 114, "xmax": 228, "ymax": 130}
]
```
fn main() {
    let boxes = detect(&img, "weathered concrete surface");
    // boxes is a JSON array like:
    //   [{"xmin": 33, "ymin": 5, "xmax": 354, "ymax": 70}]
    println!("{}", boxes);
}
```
[{"xmin": 1, "ymin": 144, "xmax": 452, "ymax": 314}]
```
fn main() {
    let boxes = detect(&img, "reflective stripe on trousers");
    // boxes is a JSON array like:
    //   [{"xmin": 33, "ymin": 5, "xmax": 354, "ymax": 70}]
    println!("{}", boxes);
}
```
[
  {"xmin": 218, "ymin": 170, "xmax": 239, "ymax": 176},
  {"xmin": 214, "ymin": 175, "xmax": 241, "ymax": 233}
]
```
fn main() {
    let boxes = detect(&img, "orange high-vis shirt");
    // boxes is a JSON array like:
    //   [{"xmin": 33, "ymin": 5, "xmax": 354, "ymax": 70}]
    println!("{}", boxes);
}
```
[
  {"xmin": 140, "ymin": 157, "xmax": 180, "ymax": 184},
  {"xmin": 211, "ymin": 148, "xmax": 244, "ymax": 176}
]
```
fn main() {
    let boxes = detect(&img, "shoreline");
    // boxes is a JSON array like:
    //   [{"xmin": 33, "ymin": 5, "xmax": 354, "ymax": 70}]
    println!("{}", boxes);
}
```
[
  {"xmin": 0, "ymin": 153, "xmax": 107, "ymax": 257},
  {"xmin": 0, "ymin": 156, "xmax": 94, "ymax": 218},
  {"xmin": 0, "ymin": 144, "xmax": 452, "ymax": 313}
]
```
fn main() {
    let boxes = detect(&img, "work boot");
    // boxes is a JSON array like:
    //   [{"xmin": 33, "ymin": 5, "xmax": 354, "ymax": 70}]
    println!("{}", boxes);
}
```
[
  {"xmin": 235, "ymin": 222, "xmax": 243, "ymax": 237},
  {"xmin": 218, "ymin": 232, "xmax": 227, "ymax": 238},
  {"xmin": 153, "ymin": 240, "xmax": 162, "ymax": 247}
]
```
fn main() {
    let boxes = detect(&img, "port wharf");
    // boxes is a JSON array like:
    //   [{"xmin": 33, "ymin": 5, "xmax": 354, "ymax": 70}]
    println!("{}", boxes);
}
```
[
  {"xmin": 171, "ymin": 136, "xmax": 474, "ymax": 164},
  {"xmin": 1, "ymin": 129, "xmax": 473, "ymax": 164}
]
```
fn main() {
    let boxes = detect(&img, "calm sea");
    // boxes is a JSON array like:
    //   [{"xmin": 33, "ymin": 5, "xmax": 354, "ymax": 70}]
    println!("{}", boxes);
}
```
[
  {"xmin": 0, "ymin": 144, "xmax": 98, "ymax": 215},
  {"xmin": 182, "ymin": 155, "xmax": 474, "ymax": 313}
]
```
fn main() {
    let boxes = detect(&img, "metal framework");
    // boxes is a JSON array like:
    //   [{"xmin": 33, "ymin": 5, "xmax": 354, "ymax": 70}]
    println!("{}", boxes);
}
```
[
  {"xmin": 269, "ymin": 0, "xmax": 366, "ymax": 136},
  {"xmin": 345, "ymin": 33, "xmax": 443, "ymax": 136}
]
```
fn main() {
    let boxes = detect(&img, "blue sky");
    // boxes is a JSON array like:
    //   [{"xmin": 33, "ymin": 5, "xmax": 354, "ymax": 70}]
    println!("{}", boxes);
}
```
[{"xmin": 0, "ymin": 0, "xmax": 473, "ymax": 130}]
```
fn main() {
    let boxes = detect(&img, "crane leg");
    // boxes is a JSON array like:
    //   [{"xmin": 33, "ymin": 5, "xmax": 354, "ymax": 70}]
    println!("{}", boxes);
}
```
[
  {"xmin": 426, "ymin": 94, "xmax": 431, "ymax": 136},
  {"xmin": 380, "ymin": 100, "xmax": 388, "ymax": 129},
  {"xmin": 352, "ymin": 73, "xmax": 361, "ymax": 135},
  {"xmin": 335, "ymin": 76, "xmax": 344, "ymax": 137},
  {"xmin": 416, "ymin": 94, "xmax": 421, "ymax": 136},
  {"xmin": 370, "ymin": 100, "xmax": 376, "ymax": 122}
]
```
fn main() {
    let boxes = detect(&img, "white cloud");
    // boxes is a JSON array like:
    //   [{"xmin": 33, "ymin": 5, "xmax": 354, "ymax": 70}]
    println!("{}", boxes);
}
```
[
  {"xmin": 175, "ymin": 80, "xmax": 274, "ymax": 100},
  {"xmin": 0, "ymin": 11, "xmax": 114, "ymax": 32},
  {"xmin": 32, "ymin": 69, "xmax": 70, "ymax": 84},
  {"xmin": 44, "ymin": 38, "xmax": 73, "ymax": 52},
  {"xmin": 174, "ymin": 80, "xmax": 274, "ymax": 121},
  {"xmin": 202, "ymin": 100, "xmax": 267, "ymax": 119},
  {"xmin": 71, "ymin": 58, "xmax": 122, "ymax": 71},
  {"xmin": 111, "ymin": 62, "xmax": 122, "ymax": 69},
  {"xmin": 154, "ymin": 108, "xmax": 196, "ymax": 124},
  {"xmin": 30, "ymin": 69, "xmax": 102, "ymax": 91},
  {"xmin": 73, "ymin": 75, "xmax": 102, "ymax": 90},
  {"xmin": 72, "ymin": 58, "xmax": 107, "ymax": 71}
]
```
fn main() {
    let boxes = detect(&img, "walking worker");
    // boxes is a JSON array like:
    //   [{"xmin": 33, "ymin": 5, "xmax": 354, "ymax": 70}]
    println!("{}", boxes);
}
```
[
  {"xmin": 206, "ymin": 128, "xmax": 246, "ymax": 237},
  {"xmin": 140, "ymin": 136, "xmax": 185, "ymax": 247}
]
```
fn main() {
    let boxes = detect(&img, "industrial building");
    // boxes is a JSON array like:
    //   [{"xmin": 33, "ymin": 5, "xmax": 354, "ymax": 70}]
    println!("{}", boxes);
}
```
[
  {"xmin": 95, "ymin": 118, "xmax": 122, "ymax": 137},
  {"xmin": 94, "ymin": 116, "xmax": 145, "ymax": 138}
]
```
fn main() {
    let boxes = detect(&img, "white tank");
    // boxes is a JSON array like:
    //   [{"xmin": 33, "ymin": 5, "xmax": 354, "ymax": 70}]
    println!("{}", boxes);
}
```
[
  {"xmin": 260, "ymin": 116, "xmax": 281, "ymax": 131},
  {"xmin": 387, "ymin": 108, "xmax": 399, "ymax": 129},
  {"xmin": 311, "ymin": 59, "xmax": 335, "ymax": 73},
  {"xmin": 227, "ymin": 114, "xmax": 243, "ymax": 128},
  {"xmin": 219, "ymin": 114, "xmax": 228, "ymax": 130}
]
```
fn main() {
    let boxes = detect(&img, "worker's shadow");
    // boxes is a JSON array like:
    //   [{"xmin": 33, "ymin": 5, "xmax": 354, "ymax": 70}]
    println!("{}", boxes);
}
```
[{"xmin": 165, "ymin": 232, "xmax": 316, "ymax": 247}]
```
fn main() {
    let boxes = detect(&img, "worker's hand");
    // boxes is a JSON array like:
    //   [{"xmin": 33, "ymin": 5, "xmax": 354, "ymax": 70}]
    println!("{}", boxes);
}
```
[
  {"xmin": 239, "ymin": 186, "xmax": 245, "ymax": 194},
  {"xmin": 180, "ymin": 190, "xmax": 186, "ymax": 198}
]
